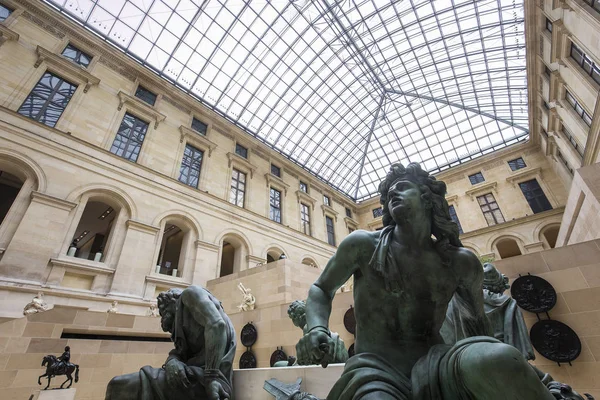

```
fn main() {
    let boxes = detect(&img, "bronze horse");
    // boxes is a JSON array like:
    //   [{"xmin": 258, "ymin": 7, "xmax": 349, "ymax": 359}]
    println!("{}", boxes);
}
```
[{"xmin": 38, "ymin": 355, "xmax": 79, "ymax": 390}]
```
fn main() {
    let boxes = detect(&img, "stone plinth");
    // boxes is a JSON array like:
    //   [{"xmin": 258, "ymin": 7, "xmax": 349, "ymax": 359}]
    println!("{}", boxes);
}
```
[
  {"xmin": 232, "ymin": 364, "xmax": 344, "ymax": 400},
  {"xmin": 32, "ymin": 389, "xmax": 76, "ymax": 400}
]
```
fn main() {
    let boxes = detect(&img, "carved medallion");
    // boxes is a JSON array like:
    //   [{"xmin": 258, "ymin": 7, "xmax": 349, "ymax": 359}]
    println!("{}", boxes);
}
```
[
  {"xmin": 530, "ymin": 320, "xmax": 581, "ymax": 363},
  {"xmin": 344, "ymin": 306, "xmax": 356, "ymax": 335},
  {"xmin": 270, "ymin": 347, "xmax": 288, "ymax": 367},
  {"xmin": 239, "ymin": 350, "xmax": 257, "ymax": 369},
  {"xmin": 511, "ymin": 275, "xmax": 557, "ymax": 314},
  {"xmin": 348, "ymin": 343, "xmax": 355, "ymax": 358},
  {"xmin": 240, "ymin": 322, "xmax": 258, "ymax": 347}
]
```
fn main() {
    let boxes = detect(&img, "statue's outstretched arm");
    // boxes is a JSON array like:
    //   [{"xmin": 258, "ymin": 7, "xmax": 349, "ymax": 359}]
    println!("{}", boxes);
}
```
[
  {"xmin": 455, "ymin": 249, "xmax": 492, "ymax": 337},
  {"xmin": 180, "ymin": 287, "xmax": 228, "ymax": 372}
]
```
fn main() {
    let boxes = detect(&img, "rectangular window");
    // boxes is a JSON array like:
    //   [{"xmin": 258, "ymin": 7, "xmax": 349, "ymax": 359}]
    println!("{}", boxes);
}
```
[
  {"xmin": 557, "ymin": 150, "xmax": 574, "ymax": 175},
  {"xmin": 299, "ymin": 181, "xmax": 308, "ymax": 193},
  {"xmin": 191, "ymin": 117, "xmax": 207, "ymax": 135},
  {"xmin": 345, "ymin": 207, "xmax": 352, "ymax": 218},
  {"xmin": 135, "ymin": 86, "xmax": 157, "ymax": 106},
  {"xmin": 326, "ymin": 216, "xmax": 335, "ymax": 246},
  {"xmin": 468, "ymin": 172, "xmax": 485, "ymax": 185},
  {"xmin": 269, "ymin": 188, "xmax": 281, "ymax": 223},
  {"xmin": 372, "ymin": 207, "xmax": 383, "ymax": 218},
  {"xmin": 546, "ymin": 18, "xmax": 553, "ymax": 33},
  {"xmin": 229, "ymin": 168, "xmax": 246, "ymax": 207},
  {"xmin": 566, "ymin": 90, "xmax": 593, "ymax": 126},
  {"xmin": 323, "ymin": 195, "xmax": 331, "ymax": 206},
  {"xmin": 178, "ymin": 144, "xmax": 203, "ymax": 188},
  {"xmin": 0, "ymin": 3, "xmax": 12, "ymax": 22},
  {"xmin": 271, "ymin": 164, "xmax": 281, "ymax": 177},
  {"xmin": 519, "ymin": 179, "xmax": 552, "ymax": 214},
  {"xmin": 235, "ymin": 143, "xmax": 248, "ymax": 159},
  {"xmin": 61, "ymin": 44, "xmax": 92, "ymax": 67},
  {"xmin": 563, "ymin": 126, "xmax": 584, "ymax": 158},
  {"xmin": 300, "ymin": 203, "xmax": 310, "ymax": 235},
  {"xmin": 110, "ymin": 113, "xmax": 149, "ymax": 162},
  {"xmin": 508, "ymin": 157, "xmax": 527, "ymax": 171},
  {"xmin": 570, "ymin": 43, "xmax": 600, "ymax": 86},
  {"xmin": 477, "ymin": 193, "xmax": 505, "ymax": 226},
  {"xmin": 584, "ymin": 0, "xmax": 600, "ymax": 13},
  {"xmin": 448, "ymin": 205, "xmax": 463, "ymax": 234},
  {"xmin": 18, "ymin": 72, "xmax": 77, "ymax": 128}
]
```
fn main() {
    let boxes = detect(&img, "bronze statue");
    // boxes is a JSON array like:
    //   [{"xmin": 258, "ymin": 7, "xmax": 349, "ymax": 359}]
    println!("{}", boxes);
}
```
[
  {"xmin": 296, "ymin": 162, "xmax": 556, "ymax": 399},
  {"xmin": 105, "ymin": 286, "xmax": 236, "ymax": 400},
  {"xmin": 38, "ymin": 346, "xmax": 79, "ymax": 390}
]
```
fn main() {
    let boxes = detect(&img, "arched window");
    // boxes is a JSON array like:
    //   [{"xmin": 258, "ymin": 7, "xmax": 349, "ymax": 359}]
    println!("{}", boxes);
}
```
[
  {"xmin": 496, "ymin": 238, "xmax": 522, "ymax": 259},
  {"xmin": 67, "ymin": 200, "xmax": 119, "ymax": 262},
  {"xmin": 156, "ymin": 224, "xmax": 185, "ymax": 277},
  {"xmin": 152, "ymin": 215, "xmax": 198, "ymax": 280},
  {"xmin": 541, "ymin": 225, "xmax": 560, "ymax": 249},
  {"xmin": 266, "ymin": 247, "xmax": 284, "ymax": 263},
  {"xmin": 0, "ymin": 170, "xmax": 23, "ymax": 227},
  {"xmin": 219, "ymin": 234, "xmax": 249, "ymax": 277},
  {"xmin": 302, "ymin": 257, "xmax": 318, "ymax": 268}
]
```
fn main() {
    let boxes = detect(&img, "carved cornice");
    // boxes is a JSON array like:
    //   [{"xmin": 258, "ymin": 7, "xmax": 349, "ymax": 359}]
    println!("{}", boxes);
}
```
[
  {"xmin": 296, "ymin": 190, "xmax": 316, "ymax": 209},
  {"xmin": 126, "ymin": 220, "xmax": 160, "ymax": 234},
  {"xmin": 195, "ymin": 240, "xmax": 220, "ymax": 251},
  {"xmin": 35, "ymin": 46, "xmax": 100, "ymax": 93},
  {"xmin": 505, "ymin": 167, "xmax": 543, "ymax": 187},
  {"xmin": 464, "ymin": 181, "xmax": 498, "ymax": 201},
  {"xmin": 227, "ymin": 152, "xmax": 256, "ymax": 178},
  {"xmin": 247, "ymin": 255, "xmax": 266, "ymax": 264},
  {"xmin": 117, "ymin": 92, "xmax": 166, "ymax": 128},
  {"xmin": 0, "ymin": 24, "xmax": 19, "ymax": 46},
  {"xmin": 344, "ymin": 216, "xmax": 358, "ymax": 229},
  {"xmin": 265, "ymin": 173, "xmax": 289, "ymax": 195},
  {"xmin": 321, "ymin": 204, "xmax": 339, "ymax": 221},
  {"xmin": 30, "ymin": 191, "xmax": 77, "ymax": 211},
  {"xmin": 179, "ymin": 126, "xmax": 217, "ymax": 157},
  {"xmin": 145, "ymin": 274, "xmax": 190, "ymax": 288},
  {"xmin": 50, "ymin": 257, "xmax": 115, "ymax": 275},
  {"xmin": 445, "ymin": 195, "xmax": 458, "ymax": 204}
]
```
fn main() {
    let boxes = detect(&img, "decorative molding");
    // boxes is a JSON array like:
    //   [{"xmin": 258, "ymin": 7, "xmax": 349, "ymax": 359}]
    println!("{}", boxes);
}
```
[
  {"xmin": 126, "ymin": 220, "xmax": 160, "ymax": 234},
  {"xmin": 227, "ymin": 152, "xmax": 257, "ymax": 178},
  {"xmin": 253, "ymin": 149, "xmax": 270, "ymax": 162},
  {"xmin": 283, "ymin": 167, "xmax": 299, "ymax": 180},
  {"xmin": 247, "ymin": 255, "xmax": 266, "ymax": 264},
  {"xmin": 321, "ymin": 204, "xmax": 339, "ymax": 222},
  {"xmin": 195, "ymin": 240, "xmax": 220, "ymax": 251},
  {"xmin": 367, "ymin": 217, "xmax": 383, "ymax": 230},
  {"xmin": 50, "ymin": 257, "xmax": 115, "ymax": 275},
  {"xmin": 0, "ymin": 25, "xmax": 19, "ymax": 46},
  {"xmin": 296, "ymin": 190, "xmax": 317, "ymax": 210},
  {"xmin": 265, "ymin": 173, "xmax": 289, "ymax": 195},
  {"xmin": 179, "ymin": 126, "xmax": 217, "ymax": 157},
  {"xmin": 344, "ymin": 216, "xmax": 358, "ymax": 230},
  {"xmin": 445, "ymin": 195, "xmax": 458, "ymax": 204},
  {"xmin": 505, "ymin": 167, "xmax": 543, "ymax": 187},
  {"xmin": 145, "ymin": 274, "xmax": 190, "ymax": 288},
  {"xmin": 464, "ymin": 182, "xmax": 498, "ymax": 201},
  {"xmin": 30, "ymin": 191, "xmax": 77, "ymax": 211},
  {"xmin": 35, "ymin": 46, "xmax": 101, "ymax": 93},
  {"xmin": 117, "ymin": 91, "xmax": 166, "ymax": 128},
  {"xmin": 21, "ymin": 10, "xmax": 66, "ymax": 39}
]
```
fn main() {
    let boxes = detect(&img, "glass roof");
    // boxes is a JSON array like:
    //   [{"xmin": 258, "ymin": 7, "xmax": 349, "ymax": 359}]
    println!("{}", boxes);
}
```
[{"xmin": 46, "ymin": 0, "xmax": 528, "ymax": 201}]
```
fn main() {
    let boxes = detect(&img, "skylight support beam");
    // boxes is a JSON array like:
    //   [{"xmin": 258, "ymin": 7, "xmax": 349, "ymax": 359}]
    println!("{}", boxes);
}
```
[
  {"xmin": 354, "ymin": 94, "xmax": 385, "ymax": 199},
  {"xmin": 386, "ymin": 89, "xmax": 529, "ymax": 133}
]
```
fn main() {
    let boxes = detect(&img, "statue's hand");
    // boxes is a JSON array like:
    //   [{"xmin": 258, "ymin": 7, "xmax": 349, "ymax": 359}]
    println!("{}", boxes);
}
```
[
  {"xmin": 206, "ymin": 379, "xmax": 229, "ymax": 400},
  {"xmin": 296, "ymin": 329, "xmax": 335, "ymax": 367},
  {"xmin": 165, "ymin": 359, "xmax": 191, "ymax": 390}
]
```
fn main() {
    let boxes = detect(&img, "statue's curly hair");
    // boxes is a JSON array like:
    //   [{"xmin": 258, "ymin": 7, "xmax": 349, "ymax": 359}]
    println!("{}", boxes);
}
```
[
  {"xmin": 378, "ymin": 162, "xmax": 463, "ymax": 249},
  {"xmin": 287, "ymin": 300, "xmax": 306, "ymax": 319},
  {"xmin": 157, "ymin": 288, "xmax": 183, "ymax": 308}
]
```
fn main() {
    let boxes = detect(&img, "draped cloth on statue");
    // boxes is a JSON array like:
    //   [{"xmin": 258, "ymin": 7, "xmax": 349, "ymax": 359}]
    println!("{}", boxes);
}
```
[
  {"xmin": 327, "ymin": 337, "xmax": 502, "ymax": 400},
  {"xmin": 136, "ymin": 294, "xmax": 236, "ymax": 400}
]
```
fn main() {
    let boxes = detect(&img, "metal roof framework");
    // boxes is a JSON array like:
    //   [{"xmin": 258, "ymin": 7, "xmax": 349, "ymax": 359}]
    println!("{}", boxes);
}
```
[{"xmin": 46, "ymin": 0, "xmax": 529, "ymax": 201}]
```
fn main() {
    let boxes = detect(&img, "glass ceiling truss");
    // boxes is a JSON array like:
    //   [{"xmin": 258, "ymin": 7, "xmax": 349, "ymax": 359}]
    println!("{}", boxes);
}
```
[{"xmin": 45, "ymin": 0, "xmax": 528, "ymax": 201}]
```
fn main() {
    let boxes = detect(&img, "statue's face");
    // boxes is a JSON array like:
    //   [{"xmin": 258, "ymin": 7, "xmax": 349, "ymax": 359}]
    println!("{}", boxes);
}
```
[
  {"xmin": 387, "ymin": 179, "xmax": 424, "ymax": 222},
  {"xmin": 290, "ymin": 310, "xmax": 306, "ymax": 328},
  {"xmin": 158, "ymin": 300, "xmax": 176, "ymax": 333}
]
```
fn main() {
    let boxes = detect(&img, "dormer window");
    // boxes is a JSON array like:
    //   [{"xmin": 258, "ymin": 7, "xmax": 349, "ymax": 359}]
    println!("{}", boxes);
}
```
[
  {"xmin": 135, "ymin": 85, "xmax": 157, "ymax": 106},
  {"xmin": 271, "ymin": 164, "xmax": 281, "ymax": 178},
  {"xmin": 61, "ymin": 44, "xmax": 92, "ymax": 68},
  {"xmin": 191, "ymin": 117, "xmax": 207, "ymax": 135},
  {"xmin": 235, "ymin": 143, "xmax": 248, "ymax": 159},
  {"xmin": 299, "ymin": 181, "xmax": 308, "ymax": 193}
]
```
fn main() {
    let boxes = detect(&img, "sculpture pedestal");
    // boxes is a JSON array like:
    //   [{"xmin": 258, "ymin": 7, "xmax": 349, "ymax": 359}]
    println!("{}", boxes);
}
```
[{"xmin": 31, "ymin": 389, "xmax": 76, "ymax": 400}]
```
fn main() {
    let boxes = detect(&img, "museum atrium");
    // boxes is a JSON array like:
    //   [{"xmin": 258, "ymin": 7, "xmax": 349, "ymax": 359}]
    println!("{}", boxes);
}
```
[{"xmin": 0, "ymin": 0, "xmax": 599, "ymax": 398}]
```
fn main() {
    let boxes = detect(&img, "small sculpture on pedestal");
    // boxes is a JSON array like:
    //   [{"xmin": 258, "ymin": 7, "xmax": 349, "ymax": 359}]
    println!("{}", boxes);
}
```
[
  {"xmin": 23, "ymin": 292, "xmax": 50, "ymax": 315},
  {"xmin": 38, "ymin": 346, "xmax": 80, "ymax": 390},
  {"xmin": 237, "ymin": 282, "xmax": 256, "ymax": 312},
  {"xmin": 147, "ymin": 303, "xmax": 159, "ymax": 317},
  {"xmin": 107, "ymin": 301, "xmax": 118, "ymax": 314}
]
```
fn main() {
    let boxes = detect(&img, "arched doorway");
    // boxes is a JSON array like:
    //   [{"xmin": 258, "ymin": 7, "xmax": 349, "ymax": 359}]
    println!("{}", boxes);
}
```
[
  {"xmin": 541, "ymin": 225, "xmax": 560, "ymax": 249},
  {"xmin": 68, "ymin": 201, "xmax": 118, "ymax": 262},
  {"xmin": 0, "ymin": 170, "xmax": 23, "ymax": 227},
  {"xmin": 496, "ymin": 238, "xmax": 522, "ymax": 259},
  {"xmin": 152, "ymin": 215, "xmax": 198, "ymax": 280},
  {"xmin": 219, "ymin": 234, "xmax": 248, "ymax": 277},
  {"xmin": 302, "ymin": 257, "xmax": 318, "ymax": 268}
]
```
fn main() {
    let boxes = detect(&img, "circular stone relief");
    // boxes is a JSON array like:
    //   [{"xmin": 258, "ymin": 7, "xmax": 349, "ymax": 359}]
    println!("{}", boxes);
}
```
[
  {"xmin": 344, "ymin": 306, "xmax": 356, "ymax": 335},
  {"xmin": 270, "ymin": 348, "xmax": 288, "ymax": 367},
  {"xmin": 530, "ymin": 320, "xmax": 581, "ymax": 363},
  {"xmin": 510, "ymin": 275, "xmax": 557, "ymax": 314},
  {"xmin": 240, "ymin": 322, "xmax": 258, "ymax": 347},
  {"xmin": 239, "ymin": 350, "xmax": 257, "ymax": 369}
]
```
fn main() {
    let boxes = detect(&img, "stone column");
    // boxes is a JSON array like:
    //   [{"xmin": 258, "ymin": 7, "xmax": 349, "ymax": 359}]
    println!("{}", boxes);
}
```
[
  {"xmin": 192, "ymin": 240, "xmax": 220, "ymax": 285},
  {"xmin": 109, "ymin": 220, "xmax": 160, "ymax": 298},
  {"xmin": 0, "ymin": 178, "xmax": 36, "ymax": 252},
  {"xmin": 0, "ymin": 191, "xmax": 77, "ymax": 282}
]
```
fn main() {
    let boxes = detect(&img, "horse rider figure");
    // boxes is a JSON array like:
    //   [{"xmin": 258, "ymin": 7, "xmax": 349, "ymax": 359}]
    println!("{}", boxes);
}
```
[{"xmin": 57, "ymin": 346, "xmax": 71, "ymax": 372}]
